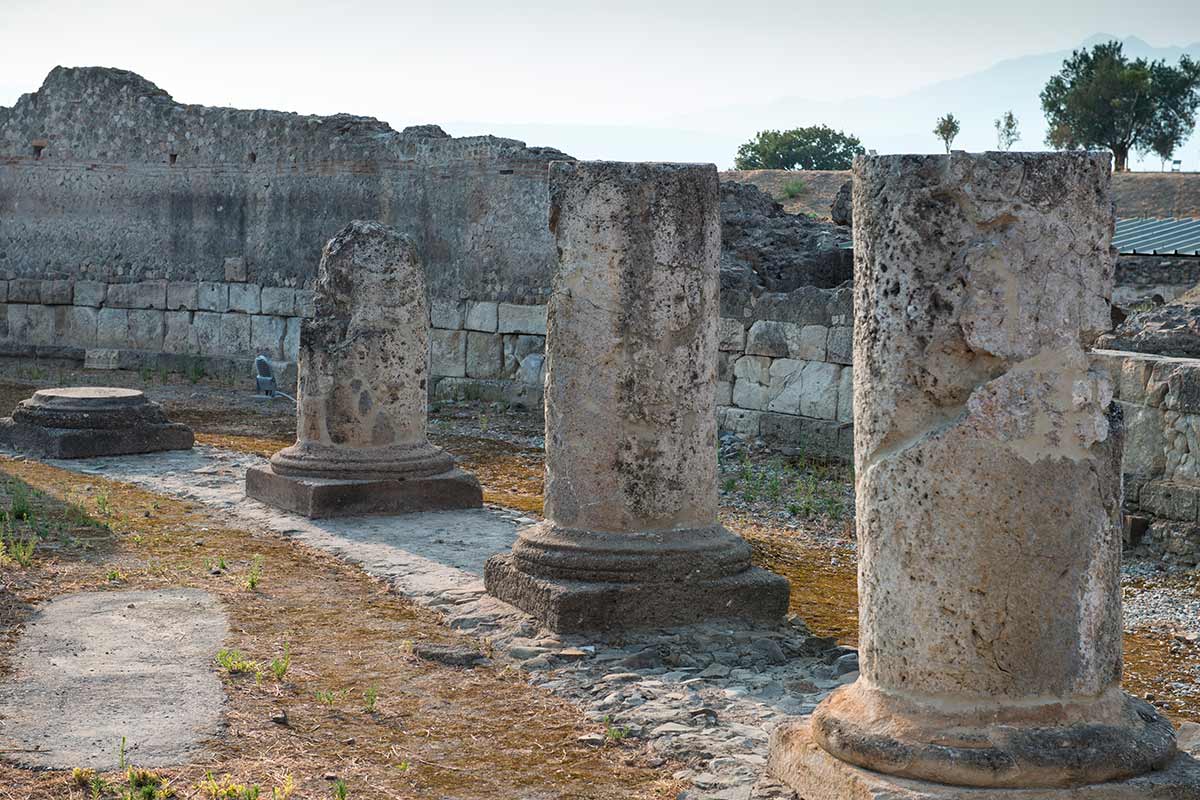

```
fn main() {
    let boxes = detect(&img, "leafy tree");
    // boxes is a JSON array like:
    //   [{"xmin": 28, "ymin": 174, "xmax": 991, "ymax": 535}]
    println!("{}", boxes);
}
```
[
  {"xmin": 1040, "ymin": 40, "xmax": 1200, "ymax": 171},
  {"xmin": 933, "ymin": 113, "xmax": 961, "ymax": 153},
  {"xmin": 734, "ymin": 125, "xmax": 865, "ymax": 170},
  {"xmin": 994, "ymin": 110, "xmax": 1020, "ymax": 150}
]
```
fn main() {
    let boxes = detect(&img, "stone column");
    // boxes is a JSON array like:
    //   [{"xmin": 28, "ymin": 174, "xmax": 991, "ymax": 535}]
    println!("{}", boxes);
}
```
[
  {"xmin": 768, "ymin": 153, "xmax": 1193, "ymax": 797},
  {"xmin": 246, "ymin": 220, "xmax": 481, "ymax": 517},
  {"xmin": 484, "ymin": 161, "xmax": 788, "ymax": 632}
]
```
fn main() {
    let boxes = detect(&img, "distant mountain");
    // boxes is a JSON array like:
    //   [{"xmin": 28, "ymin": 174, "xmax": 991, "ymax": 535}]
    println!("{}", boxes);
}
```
[{"xmin": 452, "ymin": 35, "xmax": 1200, "ymax": 170}]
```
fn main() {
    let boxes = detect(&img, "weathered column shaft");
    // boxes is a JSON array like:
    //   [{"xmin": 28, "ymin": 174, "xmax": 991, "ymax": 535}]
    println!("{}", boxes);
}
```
[
  {"xmin": 485, "ymin": 161, "xmax": 788, "ymax": 631},
  {"xmin": 246, "ymin": 220, "xmax": 481, "ymax": 517},
  {"xmin": 768, "ymin": 153, "xmax": 1180, "ymax": 794}
]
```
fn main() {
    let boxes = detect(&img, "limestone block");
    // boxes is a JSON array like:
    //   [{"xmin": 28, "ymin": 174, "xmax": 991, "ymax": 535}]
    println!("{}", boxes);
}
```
[
  {"xmin": 766, "ymin": 358, "xmax": 805, "ymax": 414},
  {"xmin": 825, "ymin": 325, "xmax": 852, "ymax": 365},
  {"xmin": 1141, "ymin": 480, "xmax": 1199, "ymax": 522},
  {"xmin": 1118, "ymin": 401, "xmax": 1166, "ymax": 478},
  {"xmin": 515, "ymin": 353, "xmax": 546, "ymax": 387},
  {"xmin": 733, "ymin": 376, "xmax": 771, "ymax": 411},
  {"xmin": 283, "ymin": 317, "xmax": 301, "ymax": 360},
  {"xmin": 501, "ymin": 334, "xmax": 544, "ymax": 378},
  {"xmin": 163, "ymin": 311, "xmax": 197, "ymax": 354},
  {"xmin": 223, "ymin": 256, "xmax": 247, "ymax": 282},
  {"xmin": 260, "ymin": 286, "xmax": 295, "ymax": 317},
  {"xmin": 192, "ymin": 312, "xmax": 222, "ymax": 354},
  {"xmin": 74, "ymin": 281, "xmax": 107, "ymax": 307},
  {"xmin": 465, "ymin": 301, "xmax": 498, "ymax": 332},
  {"xmin": 733, "ymin": 353, "xmax": 771, "ymax": 386},
  {"xmin": 84, "ymin": 349, "xmax": 120, "ymax": 370},
  {"xmin": 166, "ymin": 282, "xmax": 198, "ymax": 311},
  {"xmin": 718, "ymin": 318, "xmax": 746, "ymax": 352},
  {"xmin": 799, "ymin": 361, "xmax": 841, "ymax": 419},
  {"xmin": 295, "ymin": 289, "xmax": 315, "ymax": 318},
  {"xmin": 59, "ymin": 306, "xmax": 98, "ymax": 344},
  {"xmin": 466, "ymin": 331, "xmax": 502, "ymax": 378},
  {"xmin": 197, "ymin": 282, "xmax": 228, "ymax": 312},
  {"xmin": 717, "ymin": 351, "xmax": 735, "ymax": 383},
  {"xmin": 430, "ymin": 298, "xmax": 465, "ymax": 329},
  {"xmin": 1119, "ymin": 356, "xmax": 1157, "ymax": 404},
  {"xmin": 430, "ymin": 329, "xmax": 467, "ymax": 378},
  {"xmin": 746, "ymin": 320, "xmax": 798, "ymax": 358},
  {"xmin": 0, "ymin": 281, "xmax": 7, "ymax": 303},
  {"xmin": 251, "ymin": 315, "xmax": 286, "ymax": 358},
  {"xmin": 96, "ymin": 308, "xmax": 129, "ymax": 347},
  {"xmin": 7, "ymin": 280, "xmax": 41, "ymax": 304},
  {"xmin": 228, "ymin": 283, "xmax": 261, "ymax": 314},
  {"xmin": 9, "ymin": 304, "xmax": 53, "ymax": 345},
  {"xmin": 219, "ymin": 313, "xmax": 251, "ymax": 354},
  {"xmin": 0, "ymin": 305, "xmax": 8, "ymax": 340},
  {"xmin": 109, "ymin": 281, "xmax": 167, "ymax": 310},
  {"xmin": 498, "ymin": 303, "xmax": 547, "ymax": 335},
  {"xmin": 760, "ymin": 413, "xmax": 846, "ymax": 458},
  {"xmin": 837, "ymin": 366, "xmax": 853, "ymax": 423},
  {"xmin": 716, "ymin": 380, "xmax": 733, "ymax": 405},
  {"xmin": 718, "ymin": 406, "xmax": 763, "ymax": 438},
  {"xmin": 127, "ymin": 310, "xmax": 165, "ymax": 350},
  {"xmin": 42, "ymin": 280, "xmax": 74, "ymax": 305}
]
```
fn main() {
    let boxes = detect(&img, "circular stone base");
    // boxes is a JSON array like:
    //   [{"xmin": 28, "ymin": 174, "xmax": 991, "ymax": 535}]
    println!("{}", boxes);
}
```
[
  {"xmin": 811, "ymin": 681, "xmax": 1177, "ymax": 789},
  {"xmin": 270, "ymin": 440, "xmax": 455, "ymax": 481},
  {"xmin": 11, "ymin": 387, "xmax": 174, "ymax": 430},
  {"xmin": 510, "ymin": 521, "xmax": 755, "ymax": 583}
]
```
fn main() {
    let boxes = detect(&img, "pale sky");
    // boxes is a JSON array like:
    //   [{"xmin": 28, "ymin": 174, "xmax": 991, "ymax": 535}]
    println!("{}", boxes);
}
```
[{"xmin": 4, "ymin": 0, "xmax": 1200, "ymax": 167}]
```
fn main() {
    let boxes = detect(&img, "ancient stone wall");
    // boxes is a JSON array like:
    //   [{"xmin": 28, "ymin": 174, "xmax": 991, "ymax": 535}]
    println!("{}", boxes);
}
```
[
  {"xmin": 1114, "ymin": 255, "xmax": 1200, "ymax": 307},
  {"xmin": 1, "ymin": 67, "xmax": 854, "ymax": 458},
  {"xmin": 1094, "ymin": 348, "xmax": 1200, "ymax": 565}
]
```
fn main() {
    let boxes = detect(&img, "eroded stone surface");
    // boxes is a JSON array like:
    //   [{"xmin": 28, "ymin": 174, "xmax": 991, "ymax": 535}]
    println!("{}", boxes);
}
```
[
  {"xmin": 0, "ymin": 386, "xmax": 193, "ymax": 457},
  {"xmin": 772, "ymin": 152, "xmax": 1183, "ymax": 792},
  {"xmin": 0, "ymin": 589, "xmax": 227, "ymax": 770},
  {"xmin": 248, "ymin": 221, "xmax": 481, "ymax": 515},
  {"xmin": 485, "ymin": 161, "xmax": 788, "ymax": 631}
]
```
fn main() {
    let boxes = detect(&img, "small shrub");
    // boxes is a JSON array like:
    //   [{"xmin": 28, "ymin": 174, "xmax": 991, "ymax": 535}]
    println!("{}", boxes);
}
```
[
  {"xmin": 315, "ymin": 689, "xmax": 337, "ymax": 706},
  {"xmin": 216, "ymin": 649, "xmax": 258, "ymax": 675},
  {"xmin": 245, "ymin": 555, "xmax": 264, "ymax": 590},
  {"xmin": 363, "ymin": 685, "xmax": 379, "ymax": 713},
  {"xmin": 332, "ymin": 779, "xmax": 349, "ymax": 800},
  {"xmin": 269, "ymin": 644, "xmax": 291, "ymax": 681},
  {"xmin": 782, "ymin": 178, "xmax": 808, "ymax": 198}
]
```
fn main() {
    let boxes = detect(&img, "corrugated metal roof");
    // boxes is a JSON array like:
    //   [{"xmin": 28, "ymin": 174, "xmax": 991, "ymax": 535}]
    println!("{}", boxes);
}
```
[{"xmin": 1115, "ymin": 218, "xmax": 1200, "ymax": 256}]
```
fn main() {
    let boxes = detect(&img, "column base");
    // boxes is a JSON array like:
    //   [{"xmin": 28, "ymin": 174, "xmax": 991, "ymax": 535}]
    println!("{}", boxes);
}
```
[
  {"xmin": 483, "ymin": 552, "xmax": 789, "ymax": 633},
  {"xmin": 0, "ymin": 419, "xmax": 194, "ymax": 459},
  {"xmin": 768, "ymin": 716, "xmax": 1200, "ymax": 800},
  {"xmin": 245, "ymin": 464, "xmax": 482, "ymax": 518}
]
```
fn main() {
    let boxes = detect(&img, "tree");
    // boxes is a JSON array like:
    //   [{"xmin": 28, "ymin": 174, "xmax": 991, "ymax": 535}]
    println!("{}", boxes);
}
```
[
  {"xmin": 734, "ymin": 125, "xmax": 865, "ymax": 170},
  {"xmin": 1040, "ymin": 40, "xmax": 1200, "ymax": 171},
  {"xmin": 994, "ymin": 110, "xmax": 1020, "ymax": 150},
  {"xmin": 933, "ymin": 113, "xmax": 961, "ymax": 153}
]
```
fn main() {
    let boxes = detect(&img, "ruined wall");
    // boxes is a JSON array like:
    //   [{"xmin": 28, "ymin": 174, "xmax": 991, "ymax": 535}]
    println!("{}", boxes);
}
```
[
  {"xmin": 1093, "ymin": 348, "xmax": 1200, "ymax": 564},
  {"xmin": 1113, "ymin": 255, "xmax": 1200, "ymax": 307},
  {"xmin": 1, "ymin": 67, "xmax": 853, "ymax": 458},
  {"xmin": 0, "ymin": 66, "xmax": 561, "ymax": 376}
]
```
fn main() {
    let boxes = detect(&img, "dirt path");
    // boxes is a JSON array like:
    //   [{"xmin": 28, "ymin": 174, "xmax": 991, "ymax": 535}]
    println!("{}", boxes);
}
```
[{"xmin": 0, "ymin": 460, "xmax": 677, "ymax": 799}]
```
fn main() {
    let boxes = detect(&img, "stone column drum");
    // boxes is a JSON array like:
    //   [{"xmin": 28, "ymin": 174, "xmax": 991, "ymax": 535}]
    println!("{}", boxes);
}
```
[
  {"xmin": 768, "ymin": 152, "xmax": 1199, "ymax": 798},
  {"xmin": 245, "ymin": 220, "xmax": 481, "ymax": 518},
  {"xmin": 484, "ymin": 161, "xmax": 789, "ymax": 632}
]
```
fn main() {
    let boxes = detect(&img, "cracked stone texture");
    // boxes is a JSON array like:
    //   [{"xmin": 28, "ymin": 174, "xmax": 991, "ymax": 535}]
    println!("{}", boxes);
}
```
[
  {"xmin": 0, "ymin": 589, "xmax": 227, "ymax": 770},
  {"xmin": 486, "ymin": 161, "xmax": 788, "ymax": 631},
  {"xmin": 269, "ymin": 221, "xmax": 455, "ymax": 480},
  {"xmin": 787, "ymin": 152, "xmax": 1181, "ymax": 791}
]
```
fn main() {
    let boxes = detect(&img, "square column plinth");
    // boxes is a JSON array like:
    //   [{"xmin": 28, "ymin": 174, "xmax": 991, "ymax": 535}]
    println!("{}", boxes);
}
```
[
  {"xmin": 484, "ymin": 552, "xmax": 788, "ymax": 632},
  {"xmin": 245, "ymin": 465, "xmax": 482, "ymax": 519}
]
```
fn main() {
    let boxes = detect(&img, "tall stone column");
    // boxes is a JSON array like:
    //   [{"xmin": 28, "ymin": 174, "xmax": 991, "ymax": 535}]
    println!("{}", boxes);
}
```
[
  {"xmin": 484, "ymin": 161, "xmax": 788, "ymax": 632},
  {"xmin": 246, "ymin": 220, "xmax": 481, "ymax": 518},
  {"xmin": 768, "ymin": 153, "xmax": 1196, "ymax": 797}
]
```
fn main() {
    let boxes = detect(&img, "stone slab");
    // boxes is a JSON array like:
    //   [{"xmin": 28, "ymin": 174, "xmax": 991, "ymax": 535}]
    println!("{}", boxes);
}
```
[
  {"xmin": 484, "ymin": 553, "xmax": 789, "ymax": 633},
  {"xmin": 0, "ymin": 417, "xmax": 194, "ymax": 458},
  {"xmin": 245, "ymin": 464, "xmax": 483, "ymax": 519},
  {"xmin": 0, "ymin": 589, "xmax": 227, "ymax": 770},
  {"xmin": 767, "ymin": 717, "xmax": 1200, "ymax": 799}
]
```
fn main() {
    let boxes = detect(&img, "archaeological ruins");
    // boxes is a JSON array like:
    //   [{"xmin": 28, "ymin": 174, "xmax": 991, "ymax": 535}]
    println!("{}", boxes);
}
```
[
  {"xmin": 245, "ymin": 220, "xmax": 482, "ymax": 517},
  {"xmin": 2, "ymin": 65, "xmax": 1200, "ymax": 798}
]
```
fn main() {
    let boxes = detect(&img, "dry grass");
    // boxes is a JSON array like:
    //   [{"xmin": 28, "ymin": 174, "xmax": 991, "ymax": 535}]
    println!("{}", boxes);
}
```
[{"xmin": 0, "ymin": 459, "xmax": 679, "ymax": 799}]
